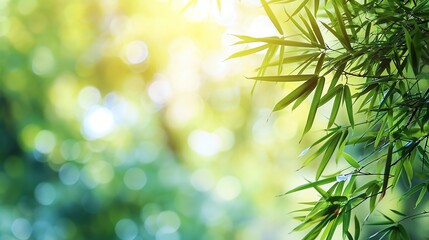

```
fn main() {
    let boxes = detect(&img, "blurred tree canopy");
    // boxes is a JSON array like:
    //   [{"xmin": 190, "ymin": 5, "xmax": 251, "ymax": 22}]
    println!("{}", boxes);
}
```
[
  {"xmin": 2, "ymin": 0, "xmax": 429, "ymax": 239},
  {"xmin": 229, "ymin": 0, "xmax": 429, "ymax": 239},
  {"xmin": 0, "ymin": 0, "xmax": 323, "ymax": 239}
]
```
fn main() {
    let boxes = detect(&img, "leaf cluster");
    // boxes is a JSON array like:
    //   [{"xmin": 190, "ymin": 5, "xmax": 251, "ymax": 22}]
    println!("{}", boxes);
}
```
[{"xmin": 230, "ymin": 0, "xmax": 429, "ymax": 239}]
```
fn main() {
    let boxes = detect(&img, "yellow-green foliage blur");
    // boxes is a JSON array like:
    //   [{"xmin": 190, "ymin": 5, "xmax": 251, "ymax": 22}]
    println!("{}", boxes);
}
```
[{"xmin": 0, "ymin": 0, "xmax": 319, "ymax": 239}]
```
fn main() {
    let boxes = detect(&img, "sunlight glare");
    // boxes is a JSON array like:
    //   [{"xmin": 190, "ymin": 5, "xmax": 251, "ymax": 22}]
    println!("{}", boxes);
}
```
[{"xmin": 82, "ymin": 106, "xmax": 116, "ymax": 140}]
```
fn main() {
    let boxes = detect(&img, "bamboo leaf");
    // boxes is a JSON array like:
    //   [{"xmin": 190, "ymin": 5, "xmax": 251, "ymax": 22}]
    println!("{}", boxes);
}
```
[
  {"xmin": 415, "ymin": 185, "xmax": 427, "ymax": 208},
  {"xmin": 343, "ymin": 85, "xmax": 354, "ymax": 127},
  {"xmin": 261, "ymin": 0, "xmax": 284, "ymax": 35},
  {"xmin": 343, "ymin": 152, "xmax": 360, "ymax": 168},
  {"xmin": 316, "ymin": 132, "xmax": 341, "ymax": 180},
  {"xmin": 381, "ymin": 144, "xmax": 393, "ymax": 199},
  {"xmin": 321, "ymin": 22, "xmax": 350, "ymax": 51},
  {"xmin": 333, "ymin": 2, "xmax": 352, "ymax": 50},
  {"xmin": 354, "ymin": 215, "xmax": 360, "ymax": 240},
  {"xmin": 304, "ymin": 7, "xmax": 325, "ymax": 46},
  {"xmin": 291, "ymin": 0, "xmax": 310, "ymax": 16},
  {"xmin": 320, "ymin": 84, "xmax": 343, "ymax": 106},
  {"xmin": 328, "ymin": 90, "xmax": 342, "ymax": 128},
  {"xmin": 314, "ymin": 53, "xmax": 325, "ymax": 74},
  {"xmin": 281, "ymin": 176, "xmax": 337, "ymax": 195},
  {"xmin": 285, "ymin": 10, "xmax": 312, "ymax": 41},
  {"xmin": 273, "ymin": 77, "xmax": 317, "ymax": 111},
  {"xmin": 303, "ymin": 77, "xmax": 325, "ymax": 135},
  {"xmin": 248, "ymin": 74, "xmax": 317, "ymax": 82},
  {"xmin": 226, "ymin": 44, "xmax": 270, "ymax": 59},
  {"xmin": 233, "ymin": 35, "xmax": 318, "ymax": 48}
]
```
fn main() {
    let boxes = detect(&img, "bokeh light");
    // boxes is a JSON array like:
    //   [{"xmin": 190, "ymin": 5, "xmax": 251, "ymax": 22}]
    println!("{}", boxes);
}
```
[{"xmin": 0, "ymin": 0, "xmax": 320, "ymax": 239}]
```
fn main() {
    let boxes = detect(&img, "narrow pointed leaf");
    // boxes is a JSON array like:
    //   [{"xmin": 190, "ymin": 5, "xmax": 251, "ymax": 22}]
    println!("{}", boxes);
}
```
[
  {"xmin": 304, "ymin": 7, "xmax": 325, "ymax": 46},
  {"xmin": 261, "ymin": 0, "xmax": 284, "ymax": 35},
  {"xmin": 316, "ymin": 132, "xmax": 341, "ymax": 180},
  {"xmin": 273, "ymin": 77, "xmax": 317, "ymax": 111},
  {"xmin": 303, "ymin": 77, "xmax": 325, "ymax": 134},
  {"xmin": 248, "ymin": 74, "xmax": 317, "ymax": 82},
  {"xmin": 328, "ymin": 90, "xmax": 342, "ymax": 128},
  {"xmin": 281, "ymin": 176, "xmax": 337, "ymax": 195},
  {"xmin": 343, "ymin": 152, "xmax": 359, "ymax": 168},
  {"xmin": 343, "ymin": 85, "xmax": 354, "ymax": 127},
  {"xmin": 227, "ymin": 44, "xmax": 270, "ymax": 59}
]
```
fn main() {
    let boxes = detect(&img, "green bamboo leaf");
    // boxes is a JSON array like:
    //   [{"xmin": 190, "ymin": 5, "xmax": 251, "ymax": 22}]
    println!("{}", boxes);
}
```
[
  {"xmin": 258, "ymin": 44, "xmax": 278, "ymax": 76},
  {"xmin": 303, "ymin": 77, "xmax": 325, "ymax": 135},
  {"xmin": 248, "ymin": 74, "xmax": 317, "ymax": 82},
  {"xmin": 261, "ymin": 0, "xmax": 284, "ymax": 35},
  {"xmin": 299, "ymin": 14, "xmax": 318, "ymax": 44},
  {"xmin": 335, "ymin": 129, "xmax": 349, "ymax": 164},
  {"xmin": 399, "ymin": 183, "xmax": 425, "ymax": 201},
  {"xmin": 369, "ymin": 183, "xmax": 380, "ymax": 212},
  {"xmin": 304, "ymin": 7, "xmax": 325, "ymax": 46},
  {"xmin": 281, "ymin": 176, "xmax": 337, "ymax": 195},
  {"xmin": 284, "ymin": 10, "xmax": 312, "ymax": 41},
  {"xmin": 292, "ymin": 86, "xmax": 313, "ymax": 110},
  {"xmin": 226, "ymin": 44, "xmax": 270, "ymax": 59},
  {"xmin": 397, "ymin": 224, "xmax": 410, "ymax": 240},
  {"xmin": 343, "ymin": 152, "xmax": 360, "ymax": 168},
  {"xmin": 354, "ymin": 215, "xmax": 360, "ymax": 240},
  {"xmin": 328, "ymin": 90, "xmax": 342, "ymax": 128},
  {"xmin": 321, "ymin": 22, "xmax": 350, "ymax": 51},
  {"xmin": 273, "ymin": 77, "xmax": 317, "ymax": 111},
  {"xmin": 314, "ymin": 53, "xmax": 325, "ymax": 74},
  {"xmin": 343, "ymin": 85, "xmax": 354, "ymax": 127},
  {"xmin": 403, "ymin": 26, "xmax": 418, "ymax": 75},
  {"xmin": 320, "ymin": 84, "xmax": 343, "ymax": 106},
  {"xmin": 415, "ymin": 185, "xmax": 427, "ymax": 208},
  {"xmin": 291, "ymin": 0, "xmax": 310, "ymax": 16},
  {"xmin": 374, "ymin": 116, "xmax": 387, "ymax": 148},
  {"xmin": 343, "ymin": 174, "xmax": 356, "ymax": 196},
  {"xmin": 233, "ymin": 35, "xmax": 318, "ymax": 48},
  {"xmin": 403, "ymin": 158, "xmax": 413, "ymax": 185},
  {"xmin": 328, "ymin": 63, "xmax": 346, "ymax": 90},
  {"xmin": 342, "ymin": 204, "xmax": 351, "ymax": 239},
  {"xmin": 316, "ymin": 132, "xmax": 341, "ymax": 180},
  {"xmin": 379, "ymin": 211, "xmax": 395, "ymax": 223},
  {"xmin": 333, "ymin": 2, "xmax": 352, "ymax": 50},
  {"xmin": 278, "ymin": 45, "xmax": 284, "ymax": 74},
  {"xmin": 314, "ymin": 0, "xmax": 319, "ymax": 14},
  {"xmin": 256, "ymin": 53, "xmax": 320, "ymax": 69},
  {"xmin": 381, "ymin": 144, "xmax": 393, "ymax": 199},
  {"xmin": 302, "ymin": 141, "xmax": 330, "ymax": 167},
  {"xmin": 390, "ymin": 209, "xmax": 406, "ymax": 217}
]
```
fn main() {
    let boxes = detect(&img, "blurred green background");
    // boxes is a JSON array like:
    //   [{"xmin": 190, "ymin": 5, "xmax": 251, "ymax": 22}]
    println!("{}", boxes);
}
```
[{"xmin": 0, "ymin": 0, "xmax": 329, "ymax": 239}]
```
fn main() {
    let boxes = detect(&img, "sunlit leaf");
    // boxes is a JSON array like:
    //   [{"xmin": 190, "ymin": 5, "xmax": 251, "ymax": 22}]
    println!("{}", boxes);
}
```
[
  {"xmin": 261, "ymin": 0, "xmax": 284, "ymax": 35},
  {"xmin": 343, "ymin": 85, "xmax": 354, "ymax": 127},
  {"xmin": 281, "ymin": 176, "xmax": 337, "ymax": 195},
  {"xmin": 342, "ymin": 152, "xmax": 360, "ymax": 168},
  {"xmin": 273, "ymin": 77, "xmax": 318, "ymax": 111},
  {"xmin": 303, "ymin": 77, "xmax": 325, "ymax": 135},
  {"xmin": 248, "ymin": 74, "xmax": 317, "ymax": 82},
  {"xmin": 304, "ymin": 7, "xmax": 325, "ymax": 47}
]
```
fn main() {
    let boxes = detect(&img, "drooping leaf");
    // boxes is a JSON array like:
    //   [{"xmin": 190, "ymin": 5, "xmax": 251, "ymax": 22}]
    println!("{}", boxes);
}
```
[
  {"xmin": 343, "ymin": 85, "xmax": 354, "ymax": 127},
  {"xmin": 261, "ymin": 0, "xmax": 284, "ymax": 35},
  {"xmin": 316, "ymin": 132, "xmax": 341, "ymax": 180},
  {"xmin": 248, "ymin": 74, "xmax": 317, "ymax": 82},
  {"xmin": 281, "ymin": 176, "xmax": 337, "ymax": 195},
  {"xmin": 226, "ymin": 44, "xmax": 270, "ymax": 60},
  {"xmin": 303, "ymin": 77, "xmax": 325, "ymax": 135},
  {"xmin": 273, "ymin": 77, "xmax": 318, "ymax": 111},
  {"xmin": 304, "ymin": 7, "xmax": 325, "ymax": 46},
  {"xmin": 342, "ymin": 152, "xmax": 360, "ymax": 168}
]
